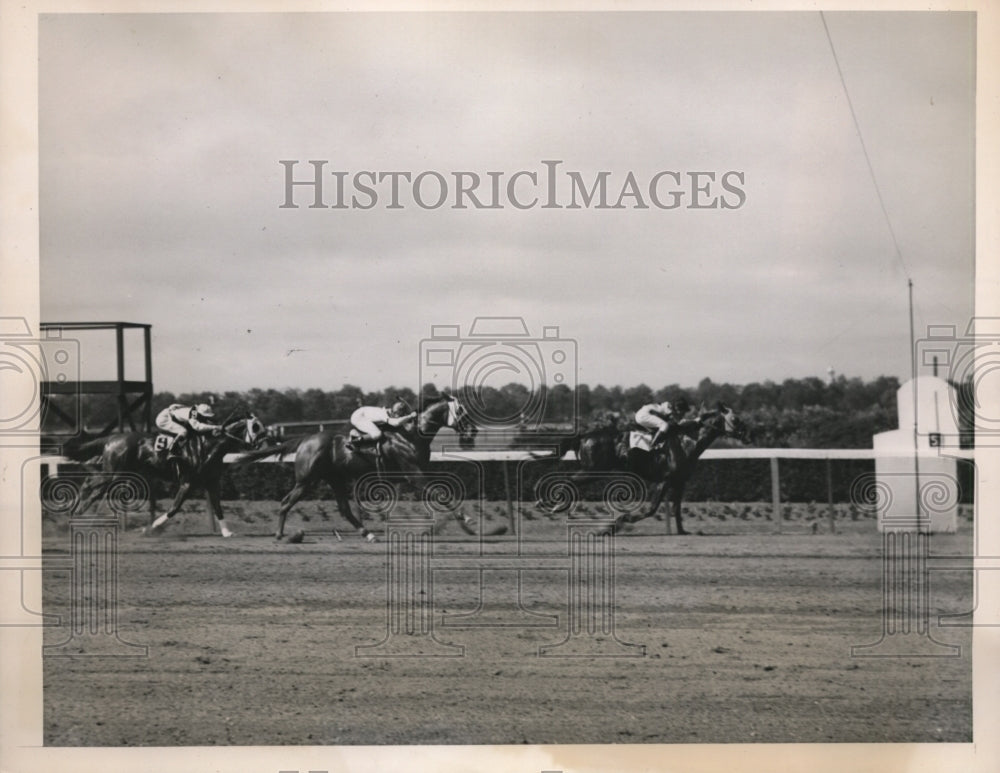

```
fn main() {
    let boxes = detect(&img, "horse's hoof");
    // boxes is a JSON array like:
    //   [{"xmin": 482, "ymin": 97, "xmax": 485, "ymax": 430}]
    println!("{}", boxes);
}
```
[
  {"xmin": 221, "ymin": 530, "xmax": 235, "ymax": 538},
  {"xmin": 365, "ymin": 532, "xmax": 377, "ymax": 543}
]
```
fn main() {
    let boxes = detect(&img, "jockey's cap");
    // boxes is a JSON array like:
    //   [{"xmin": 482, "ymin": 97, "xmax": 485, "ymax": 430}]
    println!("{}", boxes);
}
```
[
  {"xmin": 195, "ymin": 403, "xmax": 215, "ymax": 419},
  {"xmin": 390, "ymin": 400, "xmax": 411, "ymax": 418}
]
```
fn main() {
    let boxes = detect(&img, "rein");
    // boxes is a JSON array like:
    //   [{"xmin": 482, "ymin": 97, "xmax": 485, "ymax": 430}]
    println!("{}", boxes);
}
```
[{"xmin": 219, "ymin": 416, "xmax": 257, "ymax": 447}]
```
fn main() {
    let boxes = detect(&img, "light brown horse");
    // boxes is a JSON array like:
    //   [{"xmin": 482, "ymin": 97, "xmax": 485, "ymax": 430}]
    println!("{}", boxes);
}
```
[
  {"xmin": 235, "ymin": 397, "xmax": 478, "ymax": 540},
  {"xmin": 65, "ymin": 411, "xmax": 267, "ymax": 536}
]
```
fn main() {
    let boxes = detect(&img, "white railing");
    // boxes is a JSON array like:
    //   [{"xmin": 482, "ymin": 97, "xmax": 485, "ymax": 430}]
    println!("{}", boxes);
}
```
[
  {"xmin": 213, "ymin": 447, "xmax": 879, "ymax": 464},
  {"xmin": 45, "ymin": 446, "xmax": 970, "ymax": 536}
]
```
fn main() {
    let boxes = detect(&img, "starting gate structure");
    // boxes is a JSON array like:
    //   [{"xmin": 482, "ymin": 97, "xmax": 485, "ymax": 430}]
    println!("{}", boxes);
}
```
[{"xmin": 40, "ymin": 321, "xmax": 153, "ymax": 435}]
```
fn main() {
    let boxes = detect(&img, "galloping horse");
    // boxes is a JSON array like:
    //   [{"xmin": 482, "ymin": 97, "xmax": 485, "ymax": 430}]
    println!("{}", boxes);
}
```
[
  {"xmin": 65, "ymin": 411, "xmax": 267, "ymax": 537},
  {"xmin": 235, "ymin": 397, "xmax": 478, "ymax": 540},
  {"xmin": 539, "ymin": 403, "xmax": 750, "ymax": 535}
]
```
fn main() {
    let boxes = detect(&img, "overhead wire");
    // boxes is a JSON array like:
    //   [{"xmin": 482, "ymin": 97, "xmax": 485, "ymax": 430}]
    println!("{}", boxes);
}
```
[{"xmin": 819, "ymin": 11, "xmax": 912, "ymax": 281}]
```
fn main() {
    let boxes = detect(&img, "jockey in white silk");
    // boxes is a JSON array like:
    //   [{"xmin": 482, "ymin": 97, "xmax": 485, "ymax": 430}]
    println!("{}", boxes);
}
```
[
  {"xmin": 350, "ymin": 401, "xmax": 417, "ymax": 444},
  {"xmin": 155, "ymin": 403, "xmax": 222, "ymax": 455},
  {"xmin": 634, "ymin": 396, "xmax": 691, "ymax": 449}
]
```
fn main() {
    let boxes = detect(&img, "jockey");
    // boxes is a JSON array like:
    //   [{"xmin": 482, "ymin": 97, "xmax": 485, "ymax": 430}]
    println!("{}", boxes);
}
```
[
  {"xmin": 350, "ymin": 400, "xmax": 417, "ymax": 447},
  {"xmin": 155, "ymin": 402, "xmax": 223, "ymax": 456},
  {"xmin": 634, "ymin": 395, "xmax": 692, "ymax": 449}
]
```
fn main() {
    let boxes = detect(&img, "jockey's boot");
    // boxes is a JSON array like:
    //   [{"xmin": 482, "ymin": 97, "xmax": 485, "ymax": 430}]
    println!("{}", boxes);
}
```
[
  {"xmin": 167, "ymin": 435, "xmax": 186, "ymax": 459},
  {"xmin": 650, "ymin": 429, "xmax": 665, "ymax": 448},
  {"xmin": 348, "ymin": 435, "xmax": 378, "ymax": 453}
]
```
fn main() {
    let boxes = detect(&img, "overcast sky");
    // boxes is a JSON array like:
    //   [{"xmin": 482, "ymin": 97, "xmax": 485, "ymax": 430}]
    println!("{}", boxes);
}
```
[{"xmin": 39, "ymin": 11, "xmax": 975, "ymax": 394}]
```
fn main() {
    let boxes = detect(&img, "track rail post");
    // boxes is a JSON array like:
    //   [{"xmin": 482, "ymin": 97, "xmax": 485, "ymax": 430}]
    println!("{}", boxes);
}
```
[{"xmin": 770, "ymin": 456, "xmax": 781, "ymax": 533}]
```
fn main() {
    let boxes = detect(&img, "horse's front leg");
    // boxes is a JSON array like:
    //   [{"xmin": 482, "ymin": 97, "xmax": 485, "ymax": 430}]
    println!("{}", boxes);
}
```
[
  {"xmin": 204, "ymin": 481, "xmax": 234, "ymax": 538},
  {"xmin": 147, "ymin": 482, "xmax": 158, "ymax": 529},
  {"xmin": 670, "ymin": 489, "xmax": 688, "ymax": 536},
  {"xmin": 534, "ymin": 469, "xmax": 591, "ymax": 515},
  {"xmin": 634, "ymin": 480, "xmax": 668, "ymax": 523},
  {"xmin": 410, "ymin": 475, "xmax": 476, "ymax": 535},
  {"xmin": 147, "ymin": 480, "xmax": 193, "ymax": 533},
  {"xmin": 69, "ymin": 474, "xmax": 108, "ymax": 517}
]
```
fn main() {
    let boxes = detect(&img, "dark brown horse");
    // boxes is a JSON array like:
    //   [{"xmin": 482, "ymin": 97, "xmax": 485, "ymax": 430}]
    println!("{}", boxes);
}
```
[
  {"xmin": 538, "ymin": 404, "xmax": 749, "ymax": 534},
  {"xmin": 65, "ymin": 411, "xmax": 266, "ymax": 536},
  {"xmin": 235, "ymin": 397, "xmax": 478, "ymax": 540}
]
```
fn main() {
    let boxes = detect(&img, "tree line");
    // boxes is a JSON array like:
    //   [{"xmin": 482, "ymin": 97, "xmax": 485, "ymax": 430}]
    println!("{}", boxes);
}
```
[{"xmin": 53, "ymin": 373, "xmax": 975, "ymax": 449}]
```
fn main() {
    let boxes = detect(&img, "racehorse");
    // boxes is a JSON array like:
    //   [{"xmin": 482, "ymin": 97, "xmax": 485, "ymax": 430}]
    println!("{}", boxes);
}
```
[
  {"xmin": 537, "ymin": 403, "xmax": 750, "ymax": 535},
  {"xmin": 234, "ymin": 397, "xmax": 479, "ymax": 540},
  {"xmin": 65, "ymin": 411, "xmax": 267, "ymax": 537}
]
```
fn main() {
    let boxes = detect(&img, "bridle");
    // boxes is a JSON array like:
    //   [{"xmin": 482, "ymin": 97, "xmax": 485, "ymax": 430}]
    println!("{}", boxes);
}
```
[
  {"xmin": 219, "ymin": 414, "xmax": 265, "ymax": 447},
  {"xmin": 446, "ymin": 399, "xmax": 476, "ymax": 438}
]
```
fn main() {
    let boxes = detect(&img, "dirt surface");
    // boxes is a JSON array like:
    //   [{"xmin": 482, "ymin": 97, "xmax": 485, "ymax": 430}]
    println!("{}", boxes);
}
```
[{"xmin": 42, "ymin": 502, "xmax": 974, "ymax": 746}]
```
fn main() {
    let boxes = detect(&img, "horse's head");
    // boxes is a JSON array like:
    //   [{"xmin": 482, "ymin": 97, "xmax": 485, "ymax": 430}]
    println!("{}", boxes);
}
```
[
  {"xmin": 419, "ymin": 396, "xmax": 478, "ymax": 448},
  {"xmin": 448, "ymin": 399, "xmax": 479, "ymax": 449},
  {"xmin": 224, "ymin": 412, "xmax": 268, "ymax": 448},
  {"xmin": 245, "ymin": 413, "xmax": 268, "ymax": 447},
  {"xmin": 697, "ymin": 402, "xmax": 751, "ymax": 444}
]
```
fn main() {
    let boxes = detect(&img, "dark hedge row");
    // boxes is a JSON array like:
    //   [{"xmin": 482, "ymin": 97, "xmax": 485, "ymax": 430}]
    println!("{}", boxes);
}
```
[{"xmin": 61, "ymin": 373, "xmax": 971, "ymax": 452}]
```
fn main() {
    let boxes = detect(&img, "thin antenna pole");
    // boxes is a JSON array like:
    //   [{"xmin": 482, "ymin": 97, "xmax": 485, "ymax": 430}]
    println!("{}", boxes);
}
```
[
  {"xmin": 909, "ymin": 279, "xmax": 922, "ymax": 523},
  {"xmin": 820, "ymin": 11, "xmax": 911, "ymax": 278}
]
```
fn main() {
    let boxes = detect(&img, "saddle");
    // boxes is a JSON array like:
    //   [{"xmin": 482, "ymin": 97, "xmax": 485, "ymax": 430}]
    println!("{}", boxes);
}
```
[
  {"xmin": 347, "ymin": 430, "xmax": 383, "ymax": 456},
  {"xmin": 347, "ymin": 432, "xmax": 389, "ymax": 474}
]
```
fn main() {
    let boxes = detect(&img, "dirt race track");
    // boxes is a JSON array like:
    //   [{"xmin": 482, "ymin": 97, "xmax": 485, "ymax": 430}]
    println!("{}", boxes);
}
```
[{"xmin": 42, "ymin": 502, "xmax": 973, "ymax": 746}]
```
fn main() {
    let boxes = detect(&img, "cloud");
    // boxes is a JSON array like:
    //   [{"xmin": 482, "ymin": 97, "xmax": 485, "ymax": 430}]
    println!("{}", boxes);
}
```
[{"xmin": 40, "ymin": 12, "xmax": 973, "ymax": 393}]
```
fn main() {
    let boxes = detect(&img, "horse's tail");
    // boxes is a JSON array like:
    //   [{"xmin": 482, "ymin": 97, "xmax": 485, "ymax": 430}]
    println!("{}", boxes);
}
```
[
  {"xmin": 528, "ymin": 434, "xmax": 580, "ymax": 460},
  {"xmin": 61, "ymin": 434, "xmax": 110, "ymax": 462},
  {"xmin": 230, "ymin": 435, "xmax": 305, "ymax": 466}
]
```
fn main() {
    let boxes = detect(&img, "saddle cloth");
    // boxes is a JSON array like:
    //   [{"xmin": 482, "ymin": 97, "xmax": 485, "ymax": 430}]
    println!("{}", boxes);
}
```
[
  {"xmin": 153, "ymin": 434, "xmax": 174, "ymax": 453},
  {"xmin": 629, "ymin": 430, "xmax": 654, "ymax": 452}
]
